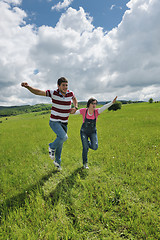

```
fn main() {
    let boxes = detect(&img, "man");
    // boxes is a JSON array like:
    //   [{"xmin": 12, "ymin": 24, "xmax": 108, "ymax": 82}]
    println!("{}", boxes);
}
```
[{"xmin": 21, "ymin": 77, "xmax": 78, "ymax": 170}]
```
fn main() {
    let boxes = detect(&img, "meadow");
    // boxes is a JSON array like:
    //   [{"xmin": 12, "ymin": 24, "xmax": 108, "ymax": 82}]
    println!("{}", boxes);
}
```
[{"xmin": 0, "ymin": 102, "xmax": 160, "ymax": 239}]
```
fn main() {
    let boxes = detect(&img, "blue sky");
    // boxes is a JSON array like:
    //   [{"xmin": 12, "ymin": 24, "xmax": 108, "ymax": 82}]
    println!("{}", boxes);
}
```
[
  {"xmin": 0, "ymin": 0, "xmax": 160, "ymax": 106},
  {"xmin": 21, "ymin": 0, "xmax": 129, "ymax": 31}
]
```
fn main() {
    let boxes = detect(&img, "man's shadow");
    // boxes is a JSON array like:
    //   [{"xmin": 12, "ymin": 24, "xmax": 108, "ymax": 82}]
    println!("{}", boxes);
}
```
[
  {"xmin": 0, "ymin": 167, "xmax": 88, "ymax": 223},
  {"xmin": 45, "ymin": 167, "xmax": 88, "ymax": 204},
  {"xmin": 44, "ymin": 167, "xmax": 88, "ymax": 226}
]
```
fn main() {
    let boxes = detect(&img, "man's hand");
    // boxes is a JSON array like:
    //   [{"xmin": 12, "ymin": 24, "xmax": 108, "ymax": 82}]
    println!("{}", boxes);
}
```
[
  {"xmin": 113, "ymin": 96, "xmax": 118, "ymax": 104},
  {"xmin": 21, "ymin": 82, "xmax": 29, "ymax": 88},
  {"xmin": 70, "ymin": 108, "xmax": 77, "ymax": 114}
]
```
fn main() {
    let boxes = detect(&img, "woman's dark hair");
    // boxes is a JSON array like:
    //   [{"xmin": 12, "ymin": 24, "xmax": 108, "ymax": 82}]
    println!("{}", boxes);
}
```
[
  {"xmin": 57, "ymin": 77, "xmax": 68, "ymax": 86},
  {"xmin": 87, "ymin": 98, "xmax": 98, "ymax": 108}
]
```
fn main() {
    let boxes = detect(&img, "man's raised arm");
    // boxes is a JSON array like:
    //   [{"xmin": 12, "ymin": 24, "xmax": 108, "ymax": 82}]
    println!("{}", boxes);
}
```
[{"xmin": 21, "ymin": 82, "xmax": 46, "ymax": 96}]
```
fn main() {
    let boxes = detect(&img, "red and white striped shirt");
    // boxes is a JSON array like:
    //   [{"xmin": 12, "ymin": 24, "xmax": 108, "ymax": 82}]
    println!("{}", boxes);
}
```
[{"xmin": 46, "ymin": 89, "xmax": 75, "ymax": 123}]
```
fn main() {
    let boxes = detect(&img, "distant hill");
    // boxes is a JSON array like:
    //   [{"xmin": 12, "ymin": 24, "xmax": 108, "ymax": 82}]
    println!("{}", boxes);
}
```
[
  {"xmin": 79, "ymin": 100, "xmax": 144, "ymax": 105},
  {"xmin": 0, "ymin": 100, "xmax": 145, "ymax": 117},
  {"xmin": 0, "ymin": 104, "xmax": 51, "ymax": 117}
]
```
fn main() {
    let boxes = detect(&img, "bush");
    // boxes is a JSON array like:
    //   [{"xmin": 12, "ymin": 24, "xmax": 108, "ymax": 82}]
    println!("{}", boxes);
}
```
[
  {"xmin": 108, "ymin": 101, "xmax": 122, "ymax": 111},
  {"xmin": 149, "ymin": 98, "xmax": 153, "ymax": 103}
]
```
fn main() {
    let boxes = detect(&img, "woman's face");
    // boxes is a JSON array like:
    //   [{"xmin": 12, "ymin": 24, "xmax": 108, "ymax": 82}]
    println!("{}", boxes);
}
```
[{"xmin": 89, "ymin": 101, "xmax": 97, "ymax": 109}]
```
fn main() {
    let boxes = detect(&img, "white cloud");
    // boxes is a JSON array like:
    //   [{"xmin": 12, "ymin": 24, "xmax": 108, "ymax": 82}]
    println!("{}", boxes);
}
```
[
  {"xmin": 0, "ymin": 0, "xmax": 160, "ymax": 106},
  {"xmin": 110, "ymin": 4, "xmax": 116, "ymax": 10},
  {"xmin": 3, "ymin": 0, "xmax": 22, "ymax": 4},
  {"xmin": 56, "ymin": 7, "xmax": 93, "ymax": 32},
  {"xmin": 52, "ymin": 0, "xmax": 74, "ymax": 11},
  {"xmin": 110, "ymin": 4, "xmax": 122, "ymax": 10},
  {"xmin": 0, "ymin": 0, "xmax": 37, "ymax": 105}
]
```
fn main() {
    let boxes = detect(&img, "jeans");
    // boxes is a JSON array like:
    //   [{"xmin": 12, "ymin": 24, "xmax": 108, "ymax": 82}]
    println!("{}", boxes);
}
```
[
  {"xmin": 80, "ymin": 130, "xmax": 98, "ymax": 164},
  {"xmin": 49, "ymin": 120, "xmax": 68, "ymax": 165}
]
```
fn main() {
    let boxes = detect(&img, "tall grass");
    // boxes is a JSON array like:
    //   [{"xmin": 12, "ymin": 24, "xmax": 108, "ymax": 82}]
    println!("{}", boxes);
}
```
[{"xmin": 0, "ymin": 103, "xmax": 160, "ymax": 239}]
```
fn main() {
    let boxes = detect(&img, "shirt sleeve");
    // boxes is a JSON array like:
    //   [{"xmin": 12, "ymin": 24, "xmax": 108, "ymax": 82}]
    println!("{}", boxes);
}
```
[
  {"xmin": 72, "ymin": 91, "xmax": 75, "ymax": 99},
  {"xmin": 74, "ymin": 110, "xmax": 80, "ymax": 115},
  {"xmin": 46, "ymin": 90, "xmax": 51, "ymax": 97},
  {"xmin": 98, "ymin": 101, "xmax": 113, "ymax": 114},
  {"xmin": 95, "ymin": 108, "xmax": 100, "ymax": 117}
]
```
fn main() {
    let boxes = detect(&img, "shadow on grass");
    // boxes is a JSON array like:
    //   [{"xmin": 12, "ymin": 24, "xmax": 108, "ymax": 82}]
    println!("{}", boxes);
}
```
[
  {"xmin": 47, "ymin": 167, "xmax": 87, "ymax": 203},
  {"xmin": 0, "ymin": 167, "xmax": 88, "ymax": 223},
  {"xmin": 0, "ymin": 169, "xmax": 59, "ymax": 222},
  {"xmin": 45, "ymin": 167, "xmax": 88, "ymax": 225}
]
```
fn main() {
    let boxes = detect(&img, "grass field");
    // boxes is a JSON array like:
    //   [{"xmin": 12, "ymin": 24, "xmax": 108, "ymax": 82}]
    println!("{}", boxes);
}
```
[{"xmin": 0, "ymin": 102, "xmax": 160, "ymax": 239}]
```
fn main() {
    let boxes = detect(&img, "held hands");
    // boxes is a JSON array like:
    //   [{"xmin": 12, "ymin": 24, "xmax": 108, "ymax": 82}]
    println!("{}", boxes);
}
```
[
  {"xmin": 70, "ymin": 108, "xmax": 78, "ymax": 114},
  {"xmin": 112, "ymin": 96, "xmax": 118, "ymax": 104}
]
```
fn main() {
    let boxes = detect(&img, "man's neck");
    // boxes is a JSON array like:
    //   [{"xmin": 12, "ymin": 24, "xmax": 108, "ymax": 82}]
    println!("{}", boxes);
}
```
[{"xmin": 59, "ymin": 90, "xmax": 66, "ymax": 96}]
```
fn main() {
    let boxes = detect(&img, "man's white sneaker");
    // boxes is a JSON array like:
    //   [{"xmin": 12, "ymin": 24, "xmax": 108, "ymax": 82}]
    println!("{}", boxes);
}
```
[
  {"xmin": 53, "ymin": 160, "xmax": 60, "ymax": 167},
  {"xmin": 53, "ymin": 161, "xmax": 62, "ymax": 171},
  {"xmin": 49, "ymin": 147, "xmax": 55, "ymax": 160},
  {"xmin": 57, "ymin": 166, "xmax": 62, "ymax": 171},
  {"xmin": 83, "ymin": 164, "xmax": 89, "ymax": 169}
]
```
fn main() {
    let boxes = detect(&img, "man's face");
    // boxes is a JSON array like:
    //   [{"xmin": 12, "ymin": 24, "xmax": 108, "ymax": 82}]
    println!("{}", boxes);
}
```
[{"xmin": 58, "ymin": 82, "xmax": 68, "ymax": 95}]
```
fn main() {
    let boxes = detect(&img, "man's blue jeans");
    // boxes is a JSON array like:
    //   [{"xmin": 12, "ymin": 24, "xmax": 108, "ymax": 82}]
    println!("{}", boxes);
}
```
[
  {"xmin": 49, "ymin": 120, "xmax": 68, "ymax": 165},
  {"xmin": 80, "ymin": 130, "xmax": 98, "ymax": 164}
]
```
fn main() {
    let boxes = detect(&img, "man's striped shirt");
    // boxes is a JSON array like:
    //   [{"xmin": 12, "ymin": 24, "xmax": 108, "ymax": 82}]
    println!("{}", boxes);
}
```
[{"xmin": 46, "ymin": 89, "xmax": 74, "ymax": 123}]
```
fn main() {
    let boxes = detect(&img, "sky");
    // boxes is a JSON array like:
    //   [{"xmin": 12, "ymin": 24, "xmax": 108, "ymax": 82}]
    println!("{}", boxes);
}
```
[{"xmin": 0, "ymin": 0, "xmax": 160, "ymax": 106}]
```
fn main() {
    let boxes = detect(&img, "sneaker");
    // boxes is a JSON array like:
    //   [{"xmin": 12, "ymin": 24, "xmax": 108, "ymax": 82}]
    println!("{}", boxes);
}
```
[
  {"xmin": 49, "ymin": 147, "xmax": 55, "ymax": 160},
  {"xmin": 53, "ymin": 160, "xmax": 60, "ymax": 167},
  {"xmin": 57, "ymin": 166, "xmax": 62, "ymax": 171},
  {"xmin": 53, "ymin": 161, "xmax": 62, "ymax": 171},
  {"xmin": 83, "ymin": 163, "xmax": 89, "ymax": 169}
]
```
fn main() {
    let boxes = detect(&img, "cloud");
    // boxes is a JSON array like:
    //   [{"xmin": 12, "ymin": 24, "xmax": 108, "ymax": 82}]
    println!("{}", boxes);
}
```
[
  {"xmin": 110, "ymin": 4, "xmax": 116, "ymax": 10},
  {"xmin": 0, "ymin": 0, "xmax": 38, "ymax": 105},
  {"xmin": 0, "ymin": 0, "xmax": 160, "ymax": 106},
  {"xmin": 110, "ymin": 4, "xmax": 122, "ymax": 10},
  {"xmin": 3, "ymin": 0, "xmax": 22, "ymax": 4},
  {"xmin": 52, "ymin": 0, "xmax": 74, "ymax": 11}
]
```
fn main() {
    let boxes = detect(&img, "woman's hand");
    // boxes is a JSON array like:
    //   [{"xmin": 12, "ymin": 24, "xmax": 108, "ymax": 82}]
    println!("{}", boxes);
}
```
[{"xmin": 113, "ymin": 96, "xmax": 118, "ymax": 103}]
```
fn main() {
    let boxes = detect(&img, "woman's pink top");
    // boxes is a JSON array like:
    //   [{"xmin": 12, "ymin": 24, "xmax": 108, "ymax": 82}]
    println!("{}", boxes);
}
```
[{"xmin": 79, "ymin": 108, "xmax": 100, "ymax": 123}]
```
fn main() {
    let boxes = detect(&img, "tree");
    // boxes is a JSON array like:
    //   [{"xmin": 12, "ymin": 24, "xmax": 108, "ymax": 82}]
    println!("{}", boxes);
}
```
[
  {"xmin": 149, "ymin": 98, "xmax": 153, "ymax": 103},
  {"xmin": 108, "ymin": 101, "xmax": 122, "ymax": 111}
]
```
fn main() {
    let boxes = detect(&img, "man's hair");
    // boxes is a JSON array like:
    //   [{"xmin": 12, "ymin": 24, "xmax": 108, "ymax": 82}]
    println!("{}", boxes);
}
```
[
  {"xmin": 87, "ymin": 98, "xmax": 98, "ymax": 108},
  {"xmin": 57, "ymin": 77, "xmax": 68, "ymax": 86}
]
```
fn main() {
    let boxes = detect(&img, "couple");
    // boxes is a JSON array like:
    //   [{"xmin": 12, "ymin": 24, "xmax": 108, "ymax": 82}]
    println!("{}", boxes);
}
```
[{"xmin": 21, "ymin": 77, "xmax": 117, "ymax": 170}]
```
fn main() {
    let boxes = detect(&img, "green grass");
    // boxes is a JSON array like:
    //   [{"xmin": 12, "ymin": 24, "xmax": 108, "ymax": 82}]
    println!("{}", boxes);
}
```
[{"xmin": 0, "ymin": 103, "xmax": 160, "ymax": 239}]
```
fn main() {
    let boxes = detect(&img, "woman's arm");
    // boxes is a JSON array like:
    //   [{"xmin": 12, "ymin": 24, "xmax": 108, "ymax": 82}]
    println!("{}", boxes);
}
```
[
  {"xmin": 70, "ymin": 108, "xmax": 80, "ymax": 114},
  {"xmin": 98, "ymin": 96, "xmax": 117, "ymax": 114},
  {"xmin": 74, "ymin": 109, "xmax": 80, "ymax": 115}
]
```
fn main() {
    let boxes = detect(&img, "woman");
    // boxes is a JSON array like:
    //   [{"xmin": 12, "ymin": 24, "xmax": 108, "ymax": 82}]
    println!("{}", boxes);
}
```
[{"xmin": 72, "ymin": 96, "xmax": 117, "ymax": 169}]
